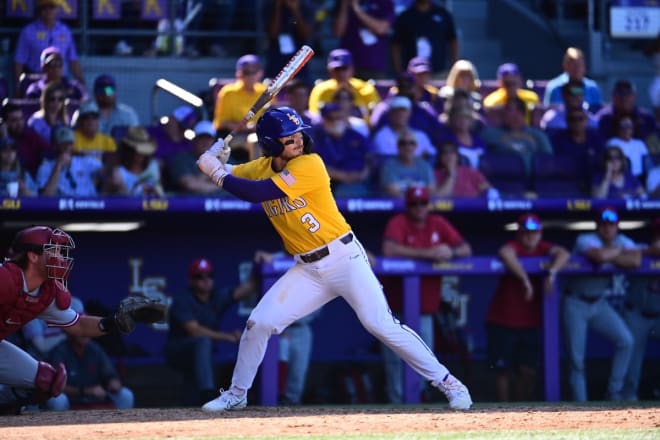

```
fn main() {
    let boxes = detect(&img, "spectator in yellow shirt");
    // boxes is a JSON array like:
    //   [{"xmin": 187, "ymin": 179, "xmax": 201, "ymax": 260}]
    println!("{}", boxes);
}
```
[
  {"xmin": 213, "ymin": 54, "xmax": 268, "ymax": 151},
  {"xmin": 308, "ymin": 48, "xmax": 381, "ymax": 122},
  {"xmin": 72, "ymin": 100, "xmax": 117, "ymax": 164},
  {"xmin": 483, "ymin": 63, "xmax": 539, "ymax": 126}
]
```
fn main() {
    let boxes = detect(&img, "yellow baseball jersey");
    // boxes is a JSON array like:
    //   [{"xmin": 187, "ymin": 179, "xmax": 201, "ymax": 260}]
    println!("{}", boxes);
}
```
[
  {"xmin": 231, "ymin": 154, "xmax": 351, "ymax": 255},
  {"xmin": 482, "ymin": 88, "xmax": 540, "ymax": 125},
  {"xmin": 73, "ymin": 131, "xmax": 117, "ymax": 155},
  {"xmin": 213, "ymin": 80, "xmax": 268, "ymax": 130}
]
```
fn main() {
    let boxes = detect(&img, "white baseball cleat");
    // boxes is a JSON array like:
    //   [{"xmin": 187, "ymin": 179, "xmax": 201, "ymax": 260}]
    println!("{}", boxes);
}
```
[
  {"xmin": 435, "ymin": 374, "xmax": 473, "ymax": 410},
  {"xmin": 201, "ymin": 388, "xmax": 247, "ymax": 412}
]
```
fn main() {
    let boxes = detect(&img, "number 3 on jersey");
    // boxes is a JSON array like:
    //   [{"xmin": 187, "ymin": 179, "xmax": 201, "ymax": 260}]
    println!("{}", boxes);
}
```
[{"xmin": 301, "ymin": 212, "xmax": 320, "ymax": 232}]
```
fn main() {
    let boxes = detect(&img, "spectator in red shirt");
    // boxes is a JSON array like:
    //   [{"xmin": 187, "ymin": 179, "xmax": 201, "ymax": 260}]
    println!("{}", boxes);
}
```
[
  {"xmin": 2, "ymin": 101, "xmax": 53, "ymax": 178},
  {"xmin": 380, "ymin": 185, "xmax": 472, "ymax": 403},
  {"xmin": 433, "ymin": 141, "xmax": 495, "ymax": 198},
  {"xmin": 485, "ymin": 213, "xmax": 570, "ymax": 402}
]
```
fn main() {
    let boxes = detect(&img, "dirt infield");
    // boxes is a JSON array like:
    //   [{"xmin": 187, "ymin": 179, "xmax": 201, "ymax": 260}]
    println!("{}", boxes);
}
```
[{"xmin": 1, "ymin": 405, "xmax": 659, "ymax": 439}]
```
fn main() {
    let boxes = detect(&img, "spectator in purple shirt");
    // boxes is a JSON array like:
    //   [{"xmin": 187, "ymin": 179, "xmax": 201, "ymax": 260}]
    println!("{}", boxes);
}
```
[
  {"xmin": 549, "ymin": 108, "xmax": 605, "ymax": 173},
  {"xmin": 591, "ymin": 146, "xmax": 645, "ymax": 199},
  {"xmin": 148, "ymin": 105, "xmax": 197, "ymax": 162},
  {"xmin": 596, "ymin": 79, "xmax": 656, "ymax": 142},
  {"xmin": 27, "ymin": 82, "xmax": 69, "ymax": 145},
  {"xmin": 333, "ymin": 0, "xmax": 396, "ymax": 80},
  {"xmin": 310, "ymin": 103, "xmax": 373, "ymax": 197},
  {"xmin": 13, "ymin": 0, "xmax": 84, "ymax": 93},
  {"xmin": 2, "ymin": 101, "xmax": 53, "ymax": 178},
  {"xmin": 25, "ymin": 46, "xmax": 87, "ymax": 102}
]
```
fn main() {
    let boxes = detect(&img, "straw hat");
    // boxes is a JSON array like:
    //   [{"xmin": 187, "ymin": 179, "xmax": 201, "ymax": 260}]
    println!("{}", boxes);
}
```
[{"xmin": 122, "ymin": 126, "xmax": 156, "ymax": 155}]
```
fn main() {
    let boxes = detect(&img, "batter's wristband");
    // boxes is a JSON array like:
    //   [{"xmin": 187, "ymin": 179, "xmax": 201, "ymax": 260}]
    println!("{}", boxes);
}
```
[{"xmin": 98, "ymin": 316, "xmax": 119, "ymax": 333}]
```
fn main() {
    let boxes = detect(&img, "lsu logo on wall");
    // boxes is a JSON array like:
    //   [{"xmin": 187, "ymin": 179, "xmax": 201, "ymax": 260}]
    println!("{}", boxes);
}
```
[{"xmin": 128, "ymin": 257, "xmax": 171, "ymax": 331}]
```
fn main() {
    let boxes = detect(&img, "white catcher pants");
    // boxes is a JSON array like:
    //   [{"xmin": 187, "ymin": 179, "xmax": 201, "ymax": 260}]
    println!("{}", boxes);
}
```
[{"xmin": 231, "ymin": 232, "xmax": 449, "ymax": 391}]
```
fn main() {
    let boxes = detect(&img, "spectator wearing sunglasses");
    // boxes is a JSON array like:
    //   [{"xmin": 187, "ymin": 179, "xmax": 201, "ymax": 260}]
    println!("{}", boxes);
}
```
[
  {"xmin": 592, "ymin": 146, "xmax": 645, "ymax": 199},
  {"xmin": 25, "ymin": 46, "xmax": 87, "ymax": 102},
  {"xmin": 27, "ymin": 81, "xmax": 69, "ymax": 145},
  {"xmin": 563, "ymin": 207, "xmax": 641, "ymax": 401},
  {"xmin": 379, "ymin": 185, "xmax": 472, "ymax": 403},
  {"xmin": 164, "ymin": 258, "xmax": 258, "ymax": 406},
  {"xmin": 380, "ymin": 130, "xmax": 435, "ymax": 198},
  {"xmin": 485, "ymin": 213, "xmax": 570, "ymax": 402}
]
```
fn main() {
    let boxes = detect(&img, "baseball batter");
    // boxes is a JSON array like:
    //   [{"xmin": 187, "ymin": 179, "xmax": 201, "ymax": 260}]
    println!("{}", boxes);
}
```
[
  {"xmin": 197, "ymin": 106, "xmax": 472, "ymax": 411},
  {"xmin": 0, "ymin": 226, "xmax": 164, "ymax": 414}
]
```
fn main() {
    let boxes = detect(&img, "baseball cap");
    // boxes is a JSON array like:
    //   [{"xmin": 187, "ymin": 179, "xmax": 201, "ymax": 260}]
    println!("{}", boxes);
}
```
[
  {"xmin": 193, "ymin": 120, "xmax": 216, "ymax": 138},
  {"xmin": 405, "ymin": 185, "xmax": 430, "ymax": 204},
  {"xmin": 613, "ymin": 79, "xmax": 635, "ymax": 96},
  {"xmin": 121, "ymin": 126, "xmax": 156, "ymax": 155},
  {"xmin": 94, "ymin": 74, "xmax": 116, "ymax": 97},
  {"xmin": 390, "ymin": 96, "xmax": 412, "ymax": 110},
  {"xmin": 597, "ymin": 207, "xmax": 619, "ymax": 224},
  {"xmin": 40, "ymin": 46, "xmax": 61, "ymax": 68},
  {"xmin": 497, "ymin": 63, "xmax": 520, "ymax": 78},
  {"xmin": 188, "ymin": 258, "xmax": 214, "ymax": 277},
  {"xmin": 407, "ymin": 56, "xmax": 432, "ymax": 74},
  {"xmin": 52, "ymin": 125, "xmax": 74, "ymax": 145},
  {"xmin": 236, "ymin": 54, "xmax": 261, "ymax": 71},
  {"xmin": 517, "ymin": 213, "xmax": 542, "ymax": 231},
  {"xmin": 77, "ymin": 100, "xmax": 100, "ymax": 117},
  {"xmin": 320, "ymin": 102, "xmax": 341, "ymax": 119},
  {"xmin": 327, "ymin": 49, "xmax": 353, "ymax": 70}
]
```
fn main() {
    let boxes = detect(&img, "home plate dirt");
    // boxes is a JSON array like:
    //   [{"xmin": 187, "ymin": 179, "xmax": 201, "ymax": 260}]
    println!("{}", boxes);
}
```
[{"xmin": 1, "ymin": 405, "xmax": 658, "ymax": 439}]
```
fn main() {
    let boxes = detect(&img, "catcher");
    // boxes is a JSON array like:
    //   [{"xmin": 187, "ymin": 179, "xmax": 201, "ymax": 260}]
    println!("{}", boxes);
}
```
[{"xmin": 0, "ymin": 226, "xmax": 166, "ymax": 414}]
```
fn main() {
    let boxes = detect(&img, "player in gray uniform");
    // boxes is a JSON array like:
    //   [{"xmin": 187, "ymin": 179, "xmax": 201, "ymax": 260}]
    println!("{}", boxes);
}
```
[{"xmin": 0, "ymin": 226, "xmax": 146, "ymax": 414}]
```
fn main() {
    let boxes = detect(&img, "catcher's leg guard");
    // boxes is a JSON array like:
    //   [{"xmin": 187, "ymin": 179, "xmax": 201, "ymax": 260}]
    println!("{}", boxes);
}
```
[{"xmin": 34, "ymin": 361, "xmax": 67, "ymax": 403}]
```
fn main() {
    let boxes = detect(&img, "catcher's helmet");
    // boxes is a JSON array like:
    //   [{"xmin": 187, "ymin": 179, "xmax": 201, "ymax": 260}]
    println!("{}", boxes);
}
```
[
  {"xmin": 8, "ymin": 226, "xmax": 75, "ymax": 286},
  {"xmin": 256, "ymin": 107, "xmax": 310, "ymax": 157}
]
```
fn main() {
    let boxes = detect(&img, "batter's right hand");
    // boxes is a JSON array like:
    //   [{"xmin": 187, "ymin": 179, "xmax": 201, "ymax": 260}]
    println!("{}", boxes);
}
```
[{"xmin": 208, "ymin": 139, "xmax": 231, "ymax": 164}]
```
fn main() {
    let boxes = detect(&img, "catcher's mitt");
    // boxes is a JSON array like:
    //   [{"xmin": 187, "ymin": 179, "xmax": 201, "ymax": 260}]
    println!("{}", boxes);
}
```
[{"xmin": 114, "ymin": 296, "xmax": 167, "ymax": 334}]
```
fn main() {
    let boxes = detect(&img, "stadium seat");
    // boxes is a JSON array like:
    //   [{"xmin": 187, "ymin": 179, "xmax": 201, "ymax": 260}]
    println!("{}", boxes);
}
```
[
  {"xmin": 478, "ymin": 153, "xmax": 530, "ymax": 197},
  {"xmin": 532, "ymin": 153, "xmax": 589, "ymax": 198}
]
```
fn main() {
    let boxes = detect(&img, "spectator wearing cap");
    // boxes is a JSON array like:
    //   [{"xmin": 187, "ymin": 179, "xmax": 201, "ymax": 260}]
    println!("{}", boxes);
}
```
[
  {"xmin": 308, "ymin": 48, "xmax": 381, "ymax": 121},
  {"xmin": 379, "ymin": 129, "xmax": 436, "ymax": 198},
  {"xmin": 72, "ymin": 100, "xmax": 117, "ymax": 163},
  {"xmin": 164, "ymin": 257, "xmax": 258, "ymax": 406},
  {"xmin": 263, "ymin": 0, "xmax": 314, "ymax": 84},
  {"xmin": 438, "ymin": 59, "xmax": 482, "ymax": 115},
  {"xmin": 27, "ymin": 81, "xmax": 70, "ymax": 144},
  {"xmin": 485, "ymin": 213, "xmax": 570, "ymax": 402},
  {"xmin": 213, "ymin": 54, "xmax": 267, "ymax": 141},
  {"xmin": 433, "ymin": 141, "xmax": 494, "ymax": 198},
  {"xmin": 371, "ymin": 95, "xmax": 437, "ymax": 158},
  {"xmin": 110, "ymin": 126, "xmax": 163, "ymax": 197},
  {"xmin": 13, "ymin": 0, "xmax": 84, "ymax": 92},
  {"xmin": 36, "ymin": 125, "xmax": 103, "ymax": 197},
  {"xmin": 540, "ymin": 80, "xmax": 598, "ymax": 131},
  {"xmin": 621, "ymin": 217, "xmax": 660, "ymax": 400},
  {"xmin": 309, "ymin": 102, "xmax": 374, "ymax": 197},
  {"xmin": 564, "ymin": 207, "xmax": 639, "ymax": 401},
  {"xmin": 483, "ymin": 63, "xmax": 540, "ymax": 127},
  {"xmin": 25, "ymin": 46, "xmax": 87, "ymax": 101},
  {"xmin": 543, "ymin": 47, "xmax": 603, "ymax": 111},
  {"xmin": 596, "ymin": 79, "xmax": 656, "ymax": 142},
  {"xmin": 390, "ymin": 0, "xmax": 458, "ymax": 77},
  {"xmin": 0, "ymin": 136, "xmax": 37, "ymax": 197},
  {"xmin": 591, "ymin": 145, "xmax": 645, "ymax": 199},
  {"xmin": 379, "ymin": 184, "xmax": 471, "ymax": 403},
  {"xmin": 148, "ymin": 105, "xmax": 196, "ymax": 162},
  {"xmin": 332, "ymin": 0, "xmax": 396, "ymax": 80},
  {"xmin": 167, "ymin": 120, "xmax": 223, "ymax": 195},
  {"xmin": 92, "ymin": 74, "xmax": 139, "ymax": 136},
  {"xmin": 2, "ymin": 101, "xmax": 53, "ymax": 178}
]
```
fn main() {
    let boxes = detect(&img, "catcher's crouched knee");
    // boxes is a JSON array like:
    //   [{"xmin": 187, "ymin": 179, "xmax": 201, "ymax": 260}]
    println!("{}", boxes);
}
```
[{"xmin": 34, "ymin": 361, "xmax": 67, "ymax": 402}]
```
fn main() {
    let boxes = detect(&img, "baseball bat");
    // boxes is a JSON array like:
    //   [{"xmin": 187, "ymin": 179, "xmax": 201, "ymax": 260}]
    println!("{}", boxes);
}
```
[{"xmin": 223, "ymin": 45, "xmax": 315, "ymax": 146}]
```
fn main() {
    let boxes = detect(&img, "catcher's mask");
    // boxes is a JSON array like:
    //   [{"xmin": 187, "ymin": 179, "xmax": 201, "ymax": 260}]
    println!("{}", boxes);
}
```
[
  {"xmin": 256, "ymin": 107, "xmax": 312, "ymax": 157},
  {"xmin": 8, "ymin": 226, "xmax": 75, "ymax": 287}
]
